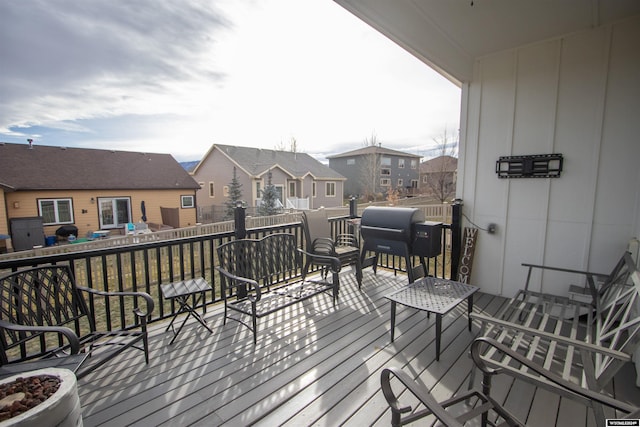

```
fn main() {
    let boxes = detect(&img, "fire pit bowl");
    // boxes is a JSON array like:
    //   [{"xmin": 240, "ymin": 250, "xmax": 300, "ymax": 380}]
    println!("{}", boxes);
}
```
[{"xmin": 0, "ymin": 368, "xmax": 82, "ymax": 427}]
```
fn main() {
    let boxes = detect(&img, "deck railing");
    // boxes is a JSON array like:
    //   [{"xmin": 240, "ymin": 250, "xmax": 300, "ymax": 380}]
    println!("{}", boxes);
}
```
[{"xmin": 0, "ymin": 209, "xmax": 458, "ymax": 334}]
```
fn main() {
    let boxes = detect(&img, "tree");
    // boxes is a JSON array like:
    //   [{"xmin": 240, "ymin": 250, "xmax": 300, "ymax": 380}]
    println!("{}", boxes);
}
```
[
  {"xmin": 274, "ymin": 137, "xmax": 298, "ymax": 153},
  {"xmin": 422, "ymin": 129, "xmax": 458, "ymax": 203},
  {"xmin": 359, "ymin": 133, "xmax": 381, "ymax": 201},
  {"xmin": 386, "ymin": 186, "xmax": 400, "ymax": 205},
  {"xmin": 258, "ymin": 170, "xmax": 281, "ymax": 216},
  {"xmin": 223, "ymin": 167, "xmax": 243, "ymax": 220}
]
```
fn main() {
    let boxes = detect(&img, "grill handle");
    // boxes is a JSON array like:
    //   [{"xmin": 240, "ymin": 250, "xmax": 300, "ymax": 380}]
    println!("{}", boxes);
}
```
[{"xmin": 360, "ymin": 226, "xmax": 405, "ymax": 235}]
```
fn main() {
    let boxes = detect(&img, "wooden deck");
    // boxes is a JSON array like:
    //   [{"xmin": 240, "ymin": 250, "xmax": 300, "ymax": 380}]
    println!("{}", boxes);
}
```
[{"xmin": 76, "ymin": 269, "xmax": 639, "ymax": 426}]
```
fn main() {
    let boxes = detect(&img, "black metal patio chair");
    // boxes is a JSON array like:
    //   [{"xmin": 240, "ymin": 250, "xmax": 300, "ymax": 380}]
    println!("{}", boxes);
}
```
[
  {"xmin": 301, "ymin": 209, "xmax": 362, "ymax": 289},
  {"xmin": 0, "ymin": 265, "xmax": 154, "ymax": 379}
]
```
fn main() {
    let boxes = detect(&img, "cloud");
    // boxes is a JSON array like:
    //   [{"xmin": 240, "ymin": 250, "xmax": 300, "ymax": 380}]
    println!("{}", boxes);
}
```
[
  {"xmin": 0, "ymin": 0, "xmax": 229, "ymax": 132},
  {"xmin": 0, "ymin": 0, "xmax": 461, "ymax": 163}
]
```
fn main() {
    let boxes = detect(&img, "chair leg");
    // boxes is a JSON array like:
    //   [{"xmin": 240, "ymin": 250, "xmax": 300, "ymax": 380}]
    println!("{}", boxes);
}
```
[
  {"xmin": 252, "ymin": 313, "xmax": 258, "ymax": 345},
  {"xmin": 302, "ymin": 259, "xmax": 311, "ymax": 281},
  {"xmin": 143, "ymin": 332, "xmax": 150, "ymax": 365}
]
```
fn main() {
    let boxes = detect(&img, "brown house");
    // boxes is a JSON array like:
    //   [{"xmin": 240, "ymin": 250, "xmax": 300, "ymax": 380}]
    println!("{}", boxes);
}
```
[
  {"xmin": 419, "ymin": 155, "xmax": 457, "ymax": 202},
  {"xmin": 0, "ymin": 142, "xmax": 200, "ymax": 251}
]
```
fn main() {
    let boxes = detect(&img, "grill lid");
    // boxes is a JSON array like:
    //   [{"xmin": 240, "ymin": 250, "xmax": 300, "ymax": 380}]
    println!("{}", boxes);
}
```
[{"xmin": 360, "ymin": 207, "xmax": 425, "ymax": 242}]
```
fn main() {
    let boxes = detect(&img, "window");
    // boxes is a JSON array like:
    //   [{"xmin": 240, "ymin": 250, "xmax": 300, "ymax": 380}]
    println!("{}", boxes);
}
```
[
  {"xmin": 181, "ymin": 195, "xmax": 195, "ymax": 208},
  {"xmin": 411, "ymin": 159, "xmax": 418, "ymax": 169},
  {"xmin": 380, "ymin": 178, "xmax": 391, "ymax": 186},
  {"xmin": 256, "ymin": 181, "xmax": 261, "ymax": 197},
  {"xmin": 208, "ymin": 182, "xmax": 215, "ymax": 198},
  {"xmin": 326, "ymin": 182, "xmax": 336, "ymax": 197},
  {"xmin": 312, "ymin": 182, "xmax": 317, "ymax": 197},
  {"xmin": 381, "ymin": 157, "xmax": 391, "ymax": 166},
  {"xmin": 381, "ymin": 168, "xmax": 391, "ymax": 176},
  {"xmin": 397, "ymin": 179, "xmax": 403, "ymax": 187},
  {"xmin": 38, "ymin": 198, "xmax": 73, "ymax": 225},
  {"xmin": 411, "ymin": 179, "xmax": 418, "ymax": 188},
  {"xmin": 98, "ymin": 197, "xmax": 131, "ymax": 229},
  {"xmin": 398, "ymin": 159, "xmax": 405, "ymax": 168},
  {"xmin": 289, "ymin": 181, "xmax": 296, "ymax": 197},
  {"xmin": 347, "ymin": 158, "xmax": 355, "ymax": 165},
  {"xmin": 422, "ymin": 176, "xmax": 428, "ymax": 184},
  {"xmin": 223, "ymin": 186, "xmax": 229, "ymax": 197}
]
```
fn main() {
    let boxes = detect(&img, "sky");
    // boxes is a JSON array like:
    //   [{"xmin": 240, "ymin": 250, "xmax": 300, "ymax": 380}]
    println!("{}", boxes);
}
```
[{"xmin": 0, "ymin": 0, "xmax": 461, "ymax": 163}]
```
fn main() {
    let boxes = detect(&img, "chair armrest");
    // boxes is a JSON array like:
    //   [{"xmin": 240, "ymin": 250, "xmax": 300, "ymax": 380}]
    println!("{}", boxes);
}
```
[
  {"xmin": 470, "ymin": 312, "xmax": 631, "ymax": 361},
  {"xmin": 336, "ymin": 233, "xmax": 358, "ymax": 248},
  {"xmin": 0, "ymin": 319, "xmax": 81, "ymax": 355},
  {"xmin": 77, "ymin": 285, "xmax": 155, "ymax": 317},
  {"xmin": 521, "ymin": 262, "xmax": 608, "ymax": 295},
  {"xmin": 380, "ymin": 367, "xmax": 463, "ymax": 427},
  {"xmin": 521, "ymin": 263, "xmax": 608, "ymax": 278},
  {"xmin": 471, "ymin": 337, "xmax": 639, "ymax": 415},
  {"xmin": 215, "ymin": 266, "xmax": 261, "ymax": 301},
  {"xmin": 311, "ymin": 237, "xmax": 336, "ymax": 255},
  {"xmin": 297, "ymin": 248, "xmax": 341, "ymax": 273}
]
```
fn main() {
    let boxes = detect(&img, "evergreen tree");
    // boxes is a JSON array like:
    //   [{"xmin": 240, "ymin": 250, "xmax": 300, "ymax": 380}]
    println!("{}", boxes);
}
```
[
  {"xmin": 258, "ymin": 170, "xmax": 281, "ymax": 216},
  {"xmin": 224, "ymin": 167, "xmax": 243, "ymax": 220}
]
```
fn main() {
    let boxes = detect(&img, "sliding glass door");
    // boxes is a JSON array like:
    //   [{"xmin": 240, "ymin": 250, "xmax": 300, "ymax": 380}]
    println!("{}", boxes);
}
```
[{"xmin": 98, "ymin": 197, "xmax": 132, "ymax": 229}]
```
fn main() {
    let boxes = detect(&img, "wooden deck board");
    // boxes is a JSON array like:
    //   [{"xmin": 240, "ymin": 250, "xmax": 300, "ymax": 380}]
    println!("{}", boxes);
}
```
[{"xmin": 73, "ymin": 269, "xmax": 639, "ymax": 427}]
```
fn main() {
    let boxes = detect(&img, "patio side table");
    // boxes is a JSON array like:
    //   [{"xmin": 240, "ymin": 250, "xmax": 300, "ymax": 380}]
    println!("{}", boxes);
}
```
[
  {"xmin": 385, "ymin": 277, "xmax": 479, "ymax": 361},
  {"xmin": 161, "ymin": 277, "xmax": 213, "ymax": 344}
]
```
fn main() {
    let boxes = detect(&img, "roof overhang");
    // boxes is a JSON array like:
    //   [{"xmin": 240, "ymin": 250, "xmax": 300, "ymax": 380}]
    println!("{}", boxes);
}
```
[
  {"xmin": 0, "ymin": 183, "xmax": 16, "ymax": 192},
  {"xmin": 333, "ymin": 0, "xmax": 640, "ymax": 85}
]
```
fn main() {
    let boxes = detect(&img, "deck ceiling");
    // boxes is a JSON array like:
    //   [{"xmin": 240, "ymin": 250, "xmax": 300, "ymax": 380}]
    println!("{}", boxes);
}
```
[{"xmin": 333, "ymin": 0, "xmax": 640, "ymax": 85}]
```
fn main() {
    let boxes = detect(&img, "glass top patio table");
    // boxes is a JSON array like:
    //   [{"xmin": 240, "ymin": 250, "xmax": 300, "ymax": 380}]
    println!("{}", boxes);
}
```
[
  {"xmin": 385, "ymin": 277, "xmax": 479, "ymax": 360},
  {"xmin": 160, "ymin": 277, "xmax": 213, "ymax": 345}
]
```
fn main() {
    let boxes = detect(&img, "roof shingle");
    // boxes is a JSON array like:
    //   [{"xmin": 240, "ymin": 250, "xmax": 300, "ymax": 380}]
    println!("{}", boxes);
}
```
[
  {"xmin": 201, "ymin": 144, "xmax": 345, "ymax": 180},
  {"xmin": 0, "ymin": 142, "xmax": 199, "ymax": 191}
]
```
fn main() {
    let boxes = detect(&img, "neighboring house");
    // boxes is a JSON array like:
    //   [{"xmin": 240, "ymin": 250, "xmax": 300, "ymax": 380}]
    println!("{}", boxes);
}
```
[
  {"xmin": 419, "ymin": 155, "xmax": 457, "ymax": 202},
  {"xmin": 190, "ymin": 144, "xmax": 346, "ymax": 215},
  {"xmin": 327, "ymin": 145, "xmax": 420, "ymax": 199},
  {"xmin": 336, "ymin": 1, "xmax": 640, "ymax": 298},
  {"xmin": 0, "ymin": 142, "xmax": 199, "ymax": 250}
]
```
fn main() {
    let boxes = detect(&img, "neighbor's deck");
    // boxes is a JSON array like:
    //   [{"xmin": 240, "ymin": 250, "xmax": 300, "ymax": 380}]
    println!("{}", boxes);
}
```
[{"xmin": 76, "ymin": 269, "xmax": 639, "ymax": 426}]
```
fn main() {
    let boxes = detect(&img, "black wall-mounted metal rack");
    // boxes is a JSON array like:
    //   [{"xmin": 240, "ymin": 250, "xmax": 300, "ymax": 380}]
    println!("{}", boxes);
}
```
[{"xmin": 496, "ymin": 154, "xmax": 563, "ymax": 178}]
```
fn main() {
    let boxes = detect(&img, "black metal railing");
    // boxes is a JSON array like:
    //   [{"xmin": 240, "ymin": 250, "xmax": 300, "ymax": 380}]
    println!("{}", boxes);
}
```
[{"xmin": 0, "ymin": 205, "xmax": 460, "ymax": 333}]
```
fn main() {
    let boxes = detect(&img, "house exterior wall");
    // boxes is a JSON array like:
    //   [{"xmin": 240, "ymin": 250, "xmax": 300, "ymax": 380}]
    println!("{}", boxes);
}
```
[
  {"xmin": 300, "ymin": 175, "xmax": 315, "ymax": 208},
  {"xmin": 329, "ymin": 157, "xmax": 360, "ymax": 197},
  {"xmin": 0, "ymin": 192, "xmax": 7, "ymax": 236},
  {"xmin": 192, "ymin": 151, "xmax": 253, "ymax": 208},
  {"xmin": 299, "ymin": 175, "xmax": 344, "ymax": 209},
  {"xmin": 314, "ymin": 178, "xmax": 344, "ymax": 208},
  {"xmin": 329, "ymin": 153, "xmax": 419, "ymax": 197},
  {"xmin": 458, "ymin": 16, "xmax": 640, "ymax": 297},
  {"xmin": 3, "ymin": 189, "xmax": 196, "ymax": 247}
]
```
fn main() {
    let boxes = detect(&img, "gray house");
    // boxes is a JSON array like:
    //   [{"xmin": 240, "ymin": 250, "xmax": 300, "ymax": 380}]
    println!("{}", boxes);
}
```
[
  {"xmin": 190, "ymin": 144, "xmax": 346, "ymax": 216},
  {"xmin": 327, "ymin": 145, "xmax": 420, "ymax": 200}
]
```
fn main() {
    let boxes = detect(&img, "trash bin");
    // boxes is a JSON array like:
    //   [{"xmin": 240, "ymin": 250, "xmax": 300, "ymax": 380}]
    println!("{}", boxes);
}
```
[{"xmin": 45, "ymin": 236, "xmax": 57, "ymax": 246}]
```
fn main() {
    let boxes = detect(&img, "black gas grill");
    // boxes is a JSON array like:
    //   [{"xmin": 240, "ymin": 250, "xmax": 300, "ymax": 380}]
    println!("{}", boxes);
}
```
[{"xmin": 360, "ymin": 206, "xmax": 442, "ymax": 282}]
